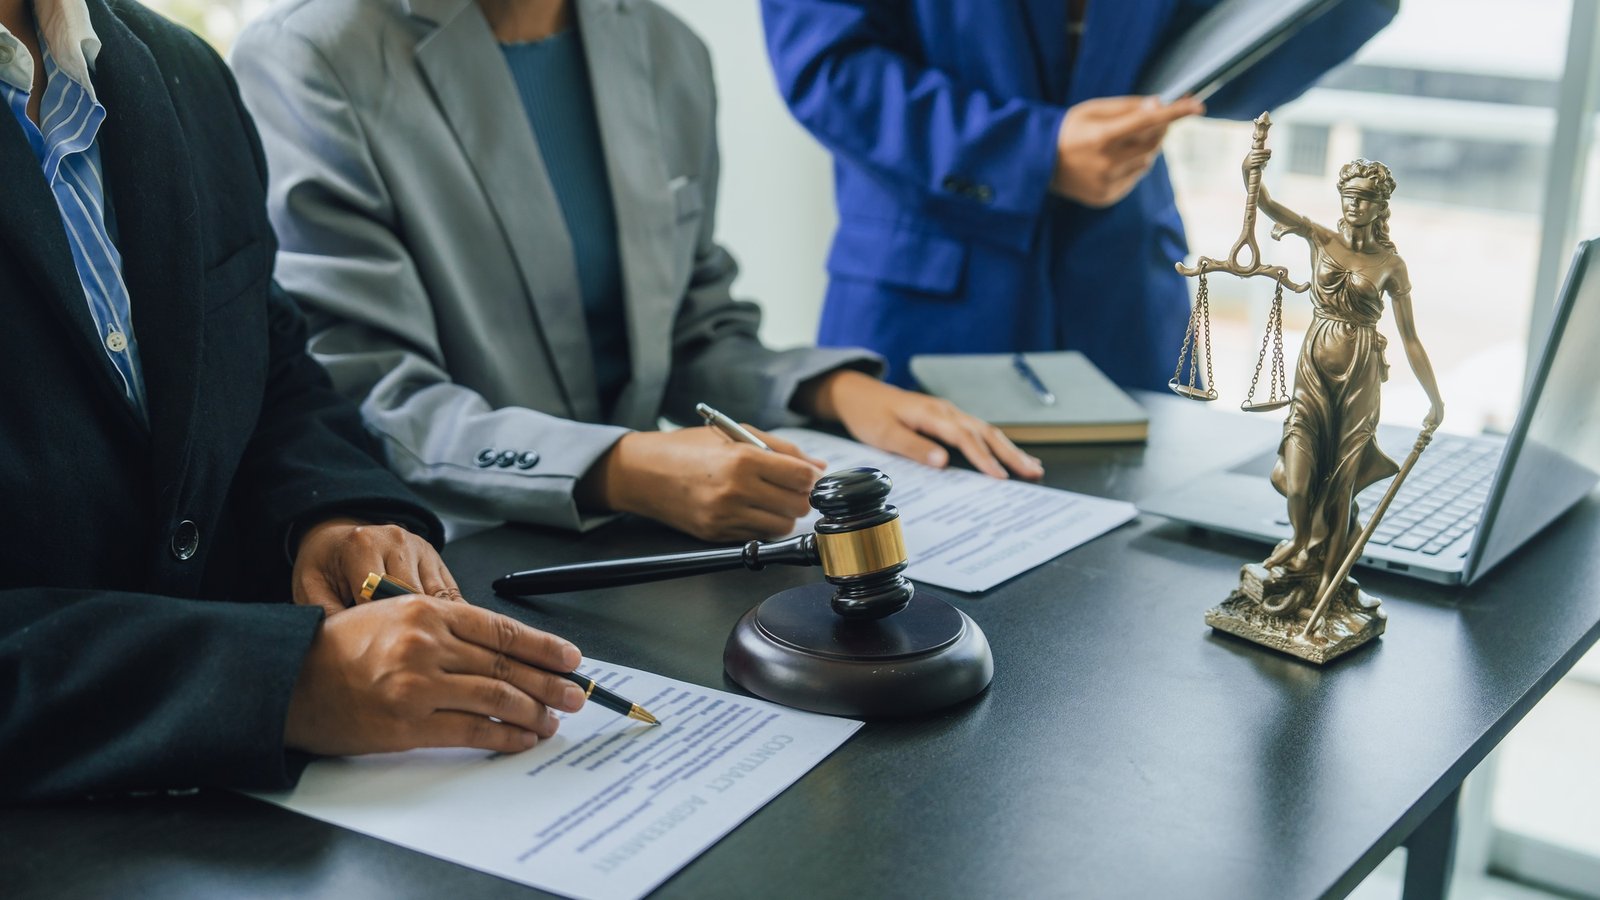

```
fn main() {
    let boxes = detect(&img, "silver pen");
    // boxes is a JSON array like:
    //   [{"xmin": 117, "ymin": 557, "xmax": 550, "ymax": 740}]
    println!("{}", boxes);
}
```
[
  {"xmin": 695, "ymin": 402, "xmax": 772, "ymax": 451},
  {"xmin": 1010, "ymin": 353, "xmax": 1057, "ymax": 406}
]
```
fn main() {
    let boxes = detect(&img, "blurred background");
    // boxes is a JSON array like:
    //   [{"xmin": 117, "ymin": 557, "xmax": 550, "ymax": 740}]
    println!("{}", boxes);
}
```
[{"xmin": 150, "ymin": 0, "xmax": 1599, "ymax": 896}]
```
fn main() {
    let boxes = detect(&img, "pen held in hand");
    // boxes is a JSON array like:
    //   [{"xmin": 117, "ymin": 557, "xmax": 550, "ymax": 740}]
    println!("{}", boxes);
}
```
[
  {"xmin": 559, "ymin": 670, "xmax": 660, "ymax": 725},
  {"xmin": 359, "ymin": 572, "xmax": 661, "ymax": 725},
  {"xmin": 695, "ymin": 402, "xmax": 772, "ymax": 451}
]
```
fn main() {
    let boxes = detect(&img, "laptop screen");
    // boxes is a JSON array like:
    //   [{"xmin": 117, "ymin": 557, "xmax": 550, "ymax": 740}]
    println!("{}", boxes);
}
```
[{"xmin": 1468, "ymin": 240, "xmax": 1600, "ymax": 582}]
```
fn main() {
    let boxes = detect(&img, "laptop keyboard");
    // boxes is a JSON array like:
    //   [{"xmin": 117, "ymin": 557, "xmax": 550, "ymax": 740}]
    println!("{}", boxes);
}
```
[
  {"xmin": 1273, "ymin": 435, "xmax": 1499, "ymax": 556},
  {"xmin": 1360, "ymin": 436, "xmax": 1499, "ymax": 554}
]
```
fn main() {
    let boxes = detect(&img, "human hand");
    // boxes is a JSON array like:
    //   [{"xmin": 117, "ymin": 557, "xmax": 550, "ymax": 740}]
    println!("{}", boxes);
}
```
[
  {"xmin": 1424, "ymin": 400, "xmax": 1445, "ymax": 433},
  {"xmin": 293, "ymin": 517, "xmax": 461, "ymax": 617},
  {"xmin": 284, "ymin": 595, "xmax": 587, "ymax": 756},
  {"xmin": 799, "ymin": 370, "xmax": 1043, "ymax": 481},
  {"xmin": 1051, "ymin": 95, "xmax": 1203, "ymax": 207},
  {"xmin": 1243, "ymin": 148, "xmax": 1272, "ymax": 183},
  {"xmin": 580, "ymin": 427, "xmax": 825, "ymax": 542}
]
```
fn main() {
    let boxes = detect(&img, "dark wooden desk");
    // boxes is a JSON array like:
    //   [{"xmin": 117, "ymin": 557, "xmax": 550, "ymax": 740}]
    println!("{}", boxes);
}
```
[{"xmin": 8, "ymin": 395, "xmax": 1599, "ymax": 899}]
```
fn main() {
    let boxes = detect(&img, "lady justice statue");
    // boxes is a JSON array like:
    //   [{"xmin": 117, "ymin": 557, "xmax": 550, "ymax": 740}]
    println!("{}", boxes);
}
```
[{"xmin": 1175, "ymin": 114, "xmax": 1445, "ymax": 664}]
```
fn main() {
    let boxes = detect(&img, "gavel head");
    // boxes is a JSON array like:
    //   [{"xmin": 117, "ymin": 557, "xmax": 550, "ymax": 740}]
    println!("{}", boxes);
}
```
[{"xmin": 809, "ymin": 467, "xmax": 913, "ymax": 620}]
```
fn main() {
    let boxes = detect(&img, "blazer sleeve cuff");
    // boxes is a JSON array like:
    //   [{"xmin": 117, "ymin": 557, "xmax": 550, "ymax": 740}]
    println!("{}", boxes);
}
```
[{"xmin": 767, "ymin": 347, "xmax": 886, "ymax": 429}]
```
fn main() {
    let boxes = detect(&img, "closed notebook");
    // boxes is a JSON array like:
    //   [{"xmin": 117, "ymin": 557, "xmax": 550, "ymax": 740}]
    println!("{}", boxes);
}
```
[{"xmin": 909, "ymin": 351, "xmax": 1149, "ymax": 444}]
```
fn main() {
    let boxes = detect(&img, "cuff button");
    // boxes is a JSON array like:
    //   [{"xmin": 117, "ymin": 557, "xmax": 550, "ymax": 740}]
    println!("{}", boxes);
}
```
[
  {"xmin": 475, "ymin": 448, "xmax": 497, "ymax": 467},
  {"xmin": 170, "ymin": 519, "xmax": 199, "ymax": 561},
  {"xmin": 516, "ymin": 451, "xmax": 540, "ymax": 469}
]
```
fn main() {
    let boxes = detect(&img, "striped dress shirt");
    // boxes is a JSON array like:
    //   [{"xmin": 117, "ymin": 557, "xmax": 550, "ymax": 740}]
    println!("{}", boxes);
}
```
[{"xmin": 1, "ymin": 2, "xmax": 148, "ymax": 422}]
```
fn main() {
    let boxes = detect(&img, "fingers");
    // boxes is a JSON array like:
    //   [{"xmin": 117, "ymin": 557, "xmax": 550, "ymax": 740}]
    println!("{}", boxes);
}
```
[
  {"xmin": 1072, "ymin": 94, "xmax": 1159, "ymax": 119},
  {"xmin": 418, "ymin": 553, "xmax": 466, "ymax": 604},
  {"xmin": 907, "ymin": 407, "xmax": 1008, "ymax": 479},
  {"xmin": 722, "ymin": 506, "xmax": 803, "ymax": 541},
  {"xmin": 445, "ymin": 643, "xmax": 588, "ymax": 714},
  {"xmin": 982, "ymin": 428, "xmax": 1045, "ymax": 481},
  {"xmin": 297, "ymin": 580, "xmax": 350, "ymax": 618},
  {"xmin": 752, "ymin": 427, "xmax": 827, "ymax": 470},
  {"xmin": 1106, "ymin": 149, "xmax": 1159, "ymax": 186},
  {"xmin": 865, "ymin": 416, "xmax": 951, "ymax": 469},
  {"xmin": 426, "ymin": 673, "xmax": 556, "ymax": 734},
  {"xmin": 742, "ymin": 476, "xmax": 814, "ymax": 520},
  {"xmin": 443, "ymin": 603, "xmax": 583, "ymax": 672},
  {"xmin": 743, "ymin": 445, "xmax": 824, "ymax": 494},
  {"xmin": 1097, "ymin": 96, "xmax": 1202, "ymax": 143},
  {"xmin": 886, "ymin": 401, "xmax": 1044, "ymax": 480},
  {"xmin": 419, "ymin": 710, "xmax": 546, "ymax": 753}
]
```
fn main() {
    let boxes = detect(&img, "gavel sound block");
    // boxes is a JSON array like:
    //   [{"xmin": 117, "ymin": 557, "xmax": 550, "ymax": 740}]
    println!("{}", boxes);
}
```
[{"xmin": 493, "ymin": 468, "xmax": 994, "ymax": 718}]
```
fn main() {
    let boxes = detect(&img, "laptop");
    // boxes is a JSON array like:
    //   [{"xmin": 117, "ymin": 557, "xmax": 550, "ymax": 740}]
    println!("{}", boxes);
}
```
[{"xmin": 1138, "ymin": 239, "xmax": 1600, "ymax": 585}]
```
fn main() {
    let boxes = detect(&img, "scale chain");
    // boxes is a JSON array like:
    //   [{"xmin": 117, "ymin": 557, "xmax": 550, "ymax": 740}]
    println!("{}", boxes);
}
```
[
  {"xmin": 1172, "ymin": 271, "xmax": 1204, "ymax": 392},
  {"xmin": 1201, "ymin": 278, "xmax": 1214, "ymax": 395},
  {"xmin": 1272, "ymin": 282, "xmax": 1287, "ymax": 403},
  {"xmin": 1243, "ymin": 281, "xmax": 1288, "ymax": 409}
]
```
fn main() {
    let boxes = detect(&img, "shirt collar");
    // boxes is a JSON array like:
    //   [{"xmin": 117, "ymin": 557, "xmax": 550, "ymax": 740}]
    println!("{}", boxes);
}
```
[{"xmin": 0, "ymin": 0, "xmax": 101, "ymax": 98}]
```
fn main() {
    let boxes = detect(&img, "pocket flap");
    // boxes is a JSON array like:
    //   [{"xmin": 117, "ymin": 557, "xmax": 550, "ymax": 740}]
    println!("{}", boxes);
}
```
[{"xmin": 826, "ymin": 221, "xmax": 967, "ymax": 295}]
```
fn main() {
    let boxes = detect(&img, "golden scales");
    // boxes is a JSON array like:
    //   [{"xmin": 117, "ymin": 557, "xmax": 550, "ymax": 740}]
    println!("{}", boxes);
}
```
[{"xmin": 1169, "ymin": 112, "xmax": 1307, "ymax": 413}]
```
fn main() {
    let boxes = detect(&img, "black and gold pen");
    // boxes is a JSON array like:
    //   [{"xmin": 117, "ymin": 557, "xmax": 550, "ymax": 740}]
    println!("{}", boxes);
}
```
[
  {"xmin": 560, "ymin": 671, "xmax": 660, "ymax": 725},
  {"xmin": 360, "ymin": 572, "xmax": 660, "ymax": 725}
]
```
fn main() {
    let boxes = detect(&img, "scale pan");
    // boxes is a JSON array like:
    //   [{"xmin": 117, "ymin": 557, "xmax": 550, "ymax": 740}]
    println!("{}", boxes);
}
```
[
  {"xmin": 1240, "ymin": 399, "xmax": 1291, "ymax": 413},
  {"xmin": 1169, "ymin": 381, "xmax": 1218, "ymax": 402}
]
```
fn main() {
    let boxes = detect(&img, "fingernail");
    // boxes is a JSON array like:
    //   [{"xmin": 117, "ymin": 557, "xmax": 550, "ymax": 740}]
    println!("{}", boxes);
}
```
[
  {"xmin": 1143, "ymin": 95, "xmax": 1158, "ymax": 108},
  {"xmin": 564, "ymin": 685, "xmax": 587, "ymax": 709},
  {"xmin": 560, "ymin": 642, "xmax": 581, "ymax": 668},
  {"xmin": 927, "ymin": 449, "xmax": 947, "ymax": 467},
  {"xmin": 521, "ymin": 730, "xmax": 539, "ymax": 749},
  {"xmin": 546, "ymin": 710, "xmax": 561, "ymax": 732}
]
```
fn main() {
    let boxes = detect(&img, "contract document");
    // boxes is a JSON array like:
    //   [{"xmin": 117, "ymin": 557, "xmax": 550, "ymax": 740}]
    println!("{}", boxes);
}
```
[
  {"xmin": 251, "ymin": 661, "xmax": 860, "ymax": 900},
  {"xmin": 776, "ymin": 428, "xmax": 1137, "ymax": 593}
]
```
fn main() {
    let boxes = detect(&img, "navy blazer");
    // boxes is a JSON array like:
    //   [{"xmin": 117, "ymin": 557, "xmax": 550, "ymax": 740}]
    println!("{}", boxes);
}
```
[
  {"xmin": 0, "ymin": 0, "xmax": 441, "ymax": 800},
  {"xmin": 762, "ymin": 0, "xmax": 1398, "ymax": 388}
]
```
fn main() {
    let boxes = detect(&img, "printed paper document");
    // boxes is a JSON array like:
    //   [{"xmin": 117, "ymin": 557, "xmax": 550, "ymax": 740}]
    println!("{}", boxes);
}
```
[
  {"xmin": 251, "ymin": 661, "xmax": 860, "ymax": 900},
  {"xmin": 777, "ymin": 428, "xmax": 1137, "ymax": 592}
]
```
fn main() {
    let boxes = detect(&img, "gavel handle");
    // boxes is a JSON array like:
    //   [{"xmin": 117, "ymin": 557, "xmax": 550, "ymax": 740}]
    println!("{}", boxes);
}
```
[{"xmin": 493, "ymin": 533, "xmax": 820, "ymax": 596}]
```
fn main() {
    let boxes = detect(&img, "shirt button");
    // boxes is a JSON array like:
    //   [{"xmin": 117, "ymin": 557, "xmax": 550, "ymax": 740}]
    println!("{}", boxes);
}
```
[
  {"xmin": 972, "ymin": 184, "xmax": 994, "ymax": 203},
  {"xmin": 475, "ymin": 448, "xmax": 497, "ymax": 467},
  {"xmin": 170, "ymin": 519, "xmax": 200, "ymax": 561},
  {"xmin": 516, "ymin": 450, "xmax": 540, "ymax": 469},
  {"xmin": 495, "ymin": 450, "xmax": 518, "ymax": 468},
  {"xmin": 105, "ymin": 331, "xmax": 128, "ymax": 352},
  {"xmin": 0, "ymin": 45, "xmax": 14, "ymax": 66}
]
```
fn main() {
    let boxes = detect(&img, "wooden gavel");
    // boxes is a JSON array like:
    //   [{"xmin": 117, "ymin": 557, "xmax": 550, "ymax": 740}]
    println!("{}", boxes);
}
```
[{"xmin": 493, "ymin": 467, "xmax": 916, "ymax": 620}]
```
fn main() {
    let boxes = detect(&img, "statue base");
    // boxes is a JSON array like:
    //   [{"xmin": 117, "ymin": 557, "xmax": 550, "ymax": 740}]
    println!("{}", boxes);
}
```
[
  {"xmin": 1205, "ymin": 563, "xmax": 1386, "ymax": 665},
  {"xmin": 724, "ymin": 583, "xmax": 993, "ymax": 717}
]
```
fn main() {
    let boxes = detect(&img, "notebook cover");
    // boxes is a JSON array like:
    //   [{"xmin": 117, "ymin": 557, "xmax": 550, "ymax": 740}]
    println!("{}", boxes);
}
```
[
  {"xmin": 909, "ymin": 352, "xmax": 1149, "ymax": 445},
  {"xmin": 1137, "ymin": 0, "xmax": 1351, "ymax": 104}
]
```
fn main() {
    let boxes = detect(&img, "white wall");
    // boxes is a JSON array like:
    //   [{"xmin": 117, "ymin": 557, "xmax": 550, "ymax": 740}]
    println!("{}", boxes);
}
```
[{"xmin": 653, "ymin": 0, "xmax": 837, "ymax": 348}]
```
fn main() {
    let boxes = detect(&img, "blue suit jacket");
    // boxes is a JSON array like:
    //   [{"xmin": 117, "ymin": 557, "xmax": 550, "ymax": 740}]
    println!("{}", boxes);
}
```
[{"xmin": 762, "ymin": 0, "xmax": 1398, "ymax": 389}]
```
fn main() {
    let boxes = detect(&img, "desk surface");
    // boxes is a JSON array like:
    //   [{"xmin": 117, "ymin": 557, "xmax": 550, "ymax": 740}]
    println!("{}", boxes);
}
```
[{"xmin": 7, "ymin": 395, "xmax": 1599, "ymax": 900}]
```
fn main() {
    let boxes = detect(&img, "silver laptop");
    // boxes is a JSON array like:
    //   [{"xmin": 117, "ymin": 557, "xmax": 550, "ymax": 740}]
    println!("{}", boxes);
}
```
[{"xmin": 1139, "ymin": 239, "xmax": 1600, "ymax": 585}]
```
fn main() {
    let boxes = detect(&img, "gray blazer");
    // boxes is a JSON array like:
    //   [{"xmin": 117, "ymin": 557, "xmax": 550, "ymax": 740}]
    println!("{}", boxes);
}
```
[{"xmin": 232, "ymin": 0, "xmax": 877, "ymax": 536}]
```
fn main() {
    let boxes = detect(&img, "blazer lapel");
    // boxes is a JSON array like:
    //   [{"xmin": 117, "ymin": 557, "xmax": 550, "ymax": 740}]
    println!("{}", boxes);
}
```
[
  {"xmin": 87, "ymin": 0, "xmax": 204, "ymax": 475},
  {"xmin": 1017, "ymin": 0, "xmax": 1068, "ymax": 101},
  {"xmin": 0, "ymin": 88, "xmax": 133, "ymax": 416},
  {"xmin": 577, "ymin": 0, "xmax": 675, "ymax": 429},
  {"xmin": 409, "ymin": 0, "xmax": 603, "ymax": 422}
]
